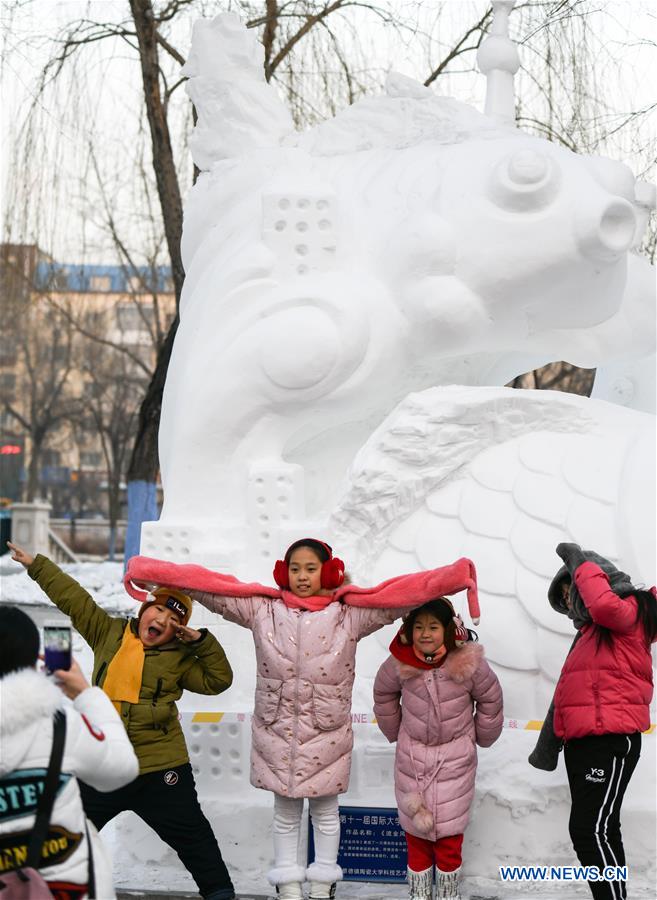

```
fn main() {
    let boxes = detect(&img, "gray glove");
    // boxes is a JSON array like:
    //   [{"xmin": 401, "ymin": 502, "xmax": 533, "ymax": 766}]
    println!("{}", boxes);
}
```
[
  {"xmin": 528, "ymin": 700, "xmax": 562, "ymax": 771},
  {"xmin": 556, "ymin": 542, "xmax": 587, "ymax": 576}
]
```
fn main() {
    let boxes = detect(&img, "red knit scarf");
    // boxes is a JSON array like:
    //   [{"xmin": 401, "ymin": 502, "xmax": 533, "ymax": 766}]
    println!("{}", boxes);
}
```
[{"xmin": 389, "ymin": 630, "xmax": 448, "ymax": 670}]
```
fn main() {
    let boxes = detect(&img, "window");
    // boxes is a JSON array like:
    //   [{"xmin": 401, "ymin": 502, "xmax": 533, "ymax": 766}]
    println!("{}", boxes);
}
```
[
  {"xmin": 128, "ymin": 275, "xmax": 145, "ymax": 293},
  {"xmin": 83, "ymin": 381, "xmax": 102, "ymax": 399},
  {"xmin": 85, "ymin": 309, "xmax": 106, "ymax": 330},
  {"xmin": 41, "ymin": 449, "xmax": 61, "ymax": 466},
  {"xmin": 52, "ymin": 343, "xmax": 70, "ymax": 365},
  {"xmin": 0, "ymin": 372, "xmax": 16, "ymax": 392},
  {"xmin": 0, "ymin": 409, "xmax": 16, "ymax": 429},
  {"xmin": 90, "ymin": 275, "xmax": 111, "ymax": 292},
  {"xmin": 80, "ymin": 451, "xmax": 102, "ymax": 468},
  {"xmin": 116, "ymin": 304, "xmax": 154, "ymax": 332},
  {"xmin": 0, "ymin": 342, "xmax": 17, "ymax": 365},
  {"xmin": 50, "ymin": 270, "xmax": 69, "ymax": 291}
]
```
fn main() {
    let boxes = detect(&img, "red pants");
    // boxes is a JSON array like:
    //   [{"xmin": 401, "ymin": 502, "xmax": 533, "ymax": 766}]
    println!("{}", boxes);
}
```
[{"xmin": 405, "ymin": 832, "xmax": 463, "ymax": 873}]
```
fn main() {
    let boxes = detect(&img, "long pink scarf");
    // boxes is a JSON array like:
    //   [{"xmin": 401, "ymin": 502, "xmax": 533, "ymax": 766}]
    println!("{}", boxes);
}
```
[
  {"xmin": 124, "ymin": 555, "xmax": 481, "ymax": 621},
  {"xmin": 279, "ymin": 590, "xmax": 337, "ymax": 612}
]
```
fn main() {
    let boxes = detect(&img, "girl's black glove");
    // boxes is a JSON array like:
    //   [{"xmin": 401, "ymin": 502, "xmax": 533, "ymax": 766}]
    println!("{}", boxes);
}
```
[{"xmin": 556, "ymin": 543, "xmax": 587, "ymax": 575}]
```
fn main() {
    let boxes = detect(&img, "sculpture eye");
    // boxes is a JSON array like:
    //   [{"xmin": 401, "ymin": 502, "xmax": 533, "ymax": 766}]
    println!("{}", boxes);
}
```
[
  {"xmin": 489, "ymin": 147, "xmax": 557, "ymax": 212},
  {"xmin": 507, "ymin": 150, "xmax": 548, "ymax": 186}
]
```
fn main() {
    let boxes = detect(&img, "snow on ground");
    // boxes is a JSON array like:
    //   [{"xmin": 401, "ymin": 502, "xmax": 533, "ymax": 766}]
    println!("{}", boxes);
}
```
[{"xmin": 1, "ymin": 559, "xmax": 655, "ymax": 899}]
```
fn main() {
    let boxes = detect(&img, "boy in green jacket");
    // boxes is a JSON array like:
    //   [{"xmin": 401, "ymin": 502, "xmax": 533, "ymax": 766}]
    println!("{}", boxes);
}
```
[{"xmin": 8, "ymin": 542, "xmax": 236, "ymax": 900}]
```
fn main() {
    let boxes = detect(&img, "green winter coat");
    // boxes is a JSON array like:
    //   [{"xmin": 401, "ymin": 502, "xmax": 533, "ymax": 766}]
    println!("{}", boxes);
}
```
[{"xmin": 28, "ymin": 554, "xmax": 233, "ymax": 774}]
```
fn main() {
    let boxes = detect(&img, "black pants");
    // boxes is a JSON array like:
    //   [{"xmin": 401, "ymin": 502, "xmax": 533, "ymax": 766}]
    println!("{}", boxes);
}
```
[
  {"xmin": 79, "ymin": 762, "xmax": 234, "ymax": 900},
  {"xmin": 564, "ymin": 732, "xmax": 641, "ymax": 900}
]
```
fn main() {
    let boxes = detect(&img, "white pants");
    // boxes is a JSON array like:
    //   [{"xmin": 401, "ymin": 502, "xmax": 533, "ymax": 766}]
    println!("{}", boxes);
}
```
[{"xmin": 268, "ymin": 793, "xmax": 342, "ymax": 886}]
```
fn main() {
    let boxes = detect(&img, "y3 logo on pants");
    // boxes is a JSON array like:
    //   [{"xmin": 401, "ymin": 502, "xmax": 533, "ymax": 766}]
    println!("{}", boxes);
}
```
[{"xmin": 585, "ymin": 767, "xmax": 606, "ymax": 783}]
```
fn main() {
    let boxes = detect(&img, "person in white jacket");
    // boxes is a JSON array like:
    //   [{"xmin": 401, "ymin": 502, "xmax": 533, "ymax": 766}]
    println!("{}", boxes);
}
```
[{"xmin": 0, "ymin": 606, "xmax": 139, "ymax": 900}]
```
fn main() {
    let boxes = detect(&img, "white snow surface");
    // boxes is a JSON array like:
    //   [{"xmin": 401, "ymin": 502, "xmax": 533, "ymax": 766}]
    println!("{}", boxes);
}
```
[{"xmin": 2, "ymin": 560, "xmax": 655, "ymax": 898}]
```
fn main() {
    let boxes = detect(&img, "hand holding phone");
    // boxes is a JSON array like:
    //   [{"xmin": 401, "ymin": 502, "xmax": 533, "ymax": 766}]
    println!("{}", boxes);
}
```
[
  {"xmin": 43, "ymin": 622, "xmax": 72, "ymax": 673},
  {"xmin": 52, "ymin": 658, "xmax": 90, "ymax": 699}
]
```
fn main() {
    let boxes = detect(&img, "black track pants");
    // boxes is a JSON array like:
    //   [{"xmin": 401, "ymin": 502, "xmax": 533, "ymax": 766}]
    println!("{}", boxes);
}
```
[
  {"xmin": 564, "ymin": 732, "xmax": 641, "ymax": 900},
  {"xmin": 79, "ymin": 762, "xmax": 234, "ymax": 900}
]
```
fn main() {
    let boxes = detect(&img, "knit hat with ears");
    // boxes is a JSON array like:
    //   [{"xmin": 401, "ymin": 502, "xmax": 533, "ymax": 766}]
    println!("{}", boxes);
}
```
[
  {"xmin": 401, "ymin": 597, "xmax": 471, "ymax": 651},
  {"xmin": 139, "ymin": 587, "xmax": 193, "ymax": 626}
]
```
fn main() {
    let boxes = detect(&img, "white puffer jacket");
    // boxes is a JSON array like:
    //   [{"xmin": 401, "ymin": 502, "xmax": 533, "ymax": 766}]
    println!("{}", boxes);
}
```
[{"xmin": 0, "ymin": 668, "xmax": 139, "ymax": 899}]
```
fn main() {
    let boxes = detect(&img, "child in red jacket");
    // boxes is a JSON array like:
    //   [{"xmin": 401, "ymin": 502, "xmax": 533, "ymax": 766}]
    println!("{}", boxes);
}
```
[{"xmin": 533, "ymin": 542, "xmax": 657, "ymax": 900}]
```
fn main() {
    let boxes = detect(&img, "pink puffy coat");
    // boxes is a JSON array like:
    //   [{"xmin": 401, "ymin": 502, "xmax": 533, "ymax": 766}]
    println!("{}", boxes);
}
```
[
  {"xmin": 194, "ymin": 591, "xmax": 404, "ymax": 798},
  {"xmin": 554, "ymin": 562, "xmax": 656, "ymax": 740},
  {"xmin": 373, "ymin": 641, "xmax": 503, "ymax": 840}
]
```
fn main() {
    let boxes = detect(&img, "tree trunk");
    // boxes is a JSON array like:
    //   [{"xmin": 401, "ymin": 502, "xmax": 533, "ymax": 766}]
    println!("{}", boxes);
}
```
[
  {"xmin": 25, "ymin": 434, "xmax": 43, "ymax": 502},
  {"xmin": 127, "ymin": 316, "xmax": 178, "ymax": 482},
  {"xmin": 125, "ymin": 0, "xmax": 185, "ymax": 560},
  {"xmin": 127, "ymin": 0, "xmax": 184, "ymax": 485},
  {"xmin": 128, "ymin": 0, "xmax": 184, "ymax": 304}
]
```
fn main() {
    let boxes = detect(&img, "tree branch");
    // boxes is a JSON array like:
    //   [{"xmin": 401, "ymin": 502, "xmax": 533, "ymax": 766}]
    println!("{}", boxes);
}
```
[
  {"xmin": 263, "ymin": 0, "xmax": 279, "ymax": 82},
  {"xmin": 268, "ymin": 0, "xmax": 347, "ymax": 77},
  {"xmin": 424, "ymin": 8, "xmax": 493, "ymax": 87}
]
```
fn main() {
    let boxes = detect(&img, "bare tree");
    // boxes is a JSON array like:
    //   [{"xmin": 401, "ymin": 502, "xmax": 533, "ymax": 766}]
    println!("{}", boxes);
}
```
[
  {"xmin": 0, "ymin": 249, "xmax": 81, "ymax": 501},
  {"xmin": 509, "ymin": 362, "xmax": 596, "ymax": 397}
]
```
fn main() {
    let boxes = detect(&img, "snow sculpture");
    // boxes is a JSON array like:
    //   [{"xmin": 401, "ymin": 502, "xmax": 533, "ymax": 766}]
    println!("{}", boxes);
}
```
[
  {"xmin": 143, "ymin": 9, "xmax": 655, "ymax": 586},
  {"xmin": 139, "ymin": 4, "xmax": 656, "ymax": 679}
]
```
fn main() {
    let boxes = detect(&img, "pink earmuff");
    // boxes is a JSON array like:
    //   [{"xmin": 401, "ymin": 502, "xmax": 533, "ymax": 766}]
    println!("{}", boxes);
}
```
[{"xmin": 273, "ymin": 539, "xmax": 345, "ymax": 590}]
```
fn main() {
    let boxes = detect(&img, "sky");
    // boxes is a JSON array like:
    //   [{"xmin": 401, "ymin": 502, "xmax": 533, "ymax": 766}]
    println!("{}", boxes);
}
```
[{"xmin": 1, "ymin": 0, "xmax": 655, "ymax": 265}]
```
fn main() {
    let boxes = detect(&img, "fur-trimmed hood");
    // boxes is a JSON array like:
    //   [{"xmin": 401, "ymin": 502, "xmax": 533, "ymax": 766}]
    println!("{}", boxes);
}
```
[
  {"xmin": 395, "ymin": 642, "xmax": 484, "ymax": 684},
  {"xmin": 0, "ymin": 667, "xmax": 62, "ymax": 775}
]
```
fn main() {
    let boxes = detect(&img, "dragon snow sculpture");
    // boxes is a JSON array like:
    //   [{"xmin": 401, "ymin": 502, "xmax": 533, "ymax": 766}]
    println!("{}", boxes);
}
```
[{"xmin": 142, "ymin": 9, "xmax": 655, "ymax": 695}]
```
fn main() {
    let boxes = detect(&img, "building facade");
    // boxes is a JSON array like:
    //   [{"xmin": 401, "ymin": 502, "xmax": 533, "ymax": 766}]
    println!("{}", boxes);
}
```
[{"xmin": 0, "ymin": 243, "xmax": 175, "ymax": 520}]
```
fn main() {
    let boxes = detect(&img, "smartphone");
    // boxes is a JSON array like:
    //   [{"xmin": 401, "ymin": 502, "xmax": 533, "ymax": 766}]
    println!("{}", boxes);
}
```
[{"xmin": 43, "ymin": 621, "xmax": 72, "ymax": 673}]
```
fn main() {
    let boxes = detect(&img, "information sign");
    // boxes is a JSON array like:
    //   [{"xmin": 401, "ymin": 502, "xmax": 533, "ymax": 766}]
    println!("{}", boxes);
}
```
[{"xmin": 308, "ymin": 805, "xmax": 406, "ymax": 883}]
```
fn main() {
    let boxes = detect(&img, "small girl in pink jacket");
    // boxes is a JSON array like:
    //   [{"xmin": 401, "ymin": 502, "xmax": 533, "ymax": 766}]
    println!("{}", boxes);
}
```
[
  {"xmin": 373, "ymin": 597, "xmax": 503, "ymax": 900},
  {"xmin": 125, "ymin": 539, "xmax": 481, "ymax": 900}
]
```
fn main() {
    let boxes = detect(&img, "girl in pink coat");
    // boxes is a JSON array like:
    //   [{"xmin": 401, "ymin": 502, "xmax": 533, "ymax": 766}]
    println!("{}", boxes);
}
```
[
  {"xmin": 125, "ymin": 539, "xmax": 481, "ymax": 900},
  {"xmin": 373, "ymin": 598, "xmax": 503, "ymax": 900}
]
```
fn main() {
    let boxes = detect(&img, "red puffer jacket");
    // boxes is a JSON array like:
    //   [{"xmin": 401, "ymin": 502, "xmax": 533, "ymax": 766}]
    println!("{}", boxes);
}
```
[{"xmin": 554, "ymin": 562, "xmax": 655, "ymax": 740}]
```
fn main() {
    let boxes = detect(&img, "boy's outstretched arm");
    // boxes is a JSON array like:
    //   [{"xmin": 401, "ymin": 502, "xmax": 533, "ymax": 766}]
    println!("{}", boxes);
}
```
[
  {"xmin": 9, "ymin": 541, "xmax": 112, "ymax": 649},
  {"xmin": 179, "ymin": 629, "xmax": 233, "ymax": 695}
]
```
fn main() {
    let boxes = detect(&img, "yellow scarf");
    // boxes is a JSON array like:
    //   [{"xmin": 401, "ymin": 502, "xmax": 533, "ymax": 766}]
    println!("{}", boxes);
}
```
[{"xmin": 102, "ymin": 623, "xmax": 145, "ymax": 713}]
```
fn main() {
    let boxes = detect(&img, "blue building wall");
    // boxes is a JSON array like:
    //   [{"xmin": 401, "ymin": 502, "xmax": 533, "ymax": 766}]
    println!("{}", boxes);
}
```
[{"xmin": 34, "ymin": 260, "xmax": 172, "ymax": 293}]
